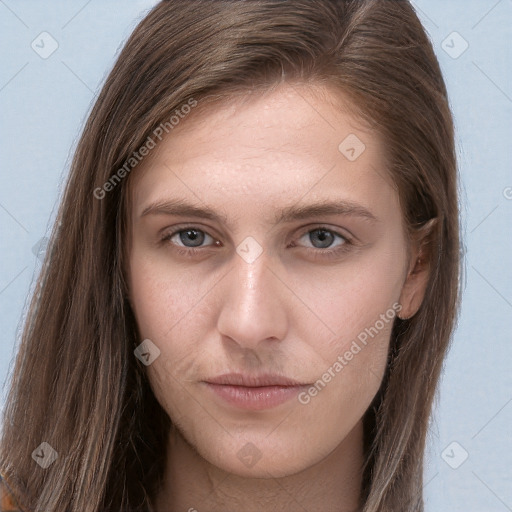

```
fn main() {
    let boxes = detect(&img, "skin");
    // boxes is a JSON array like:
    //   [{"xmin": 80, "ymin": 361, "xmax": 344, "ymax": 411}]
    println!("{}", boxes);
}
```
[{"xmin": 126, "ymin": 82, "xmax": 431, "ymax": 512}]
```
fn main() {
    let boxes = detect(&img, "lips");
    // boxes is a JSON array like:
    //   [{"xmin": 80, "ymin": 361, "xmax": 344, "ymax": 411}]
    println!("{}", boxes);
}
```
[
  {"xmin": 205, "ymin": 372, "xmax": 308, "ymax": 387},
  {"xmin": 202, "ymin": 372, "xmax": 310, "ymax": 410}
]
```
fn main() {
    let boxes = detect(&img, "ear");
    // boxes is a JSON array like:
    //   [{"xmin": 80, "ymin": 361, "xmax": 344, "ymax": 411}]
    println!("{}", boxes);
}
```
[{"xmin": 398, "ymin": 218, "xmax": 438, "ymax": 320}]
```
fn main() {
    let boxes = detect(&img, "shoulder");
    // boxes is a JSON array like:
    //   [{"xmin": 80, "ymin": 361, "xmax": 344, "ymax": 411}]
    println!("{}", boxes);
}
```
[{"xmin": 0, "ymin": 473, "xmax": 24, "ymax": 512}]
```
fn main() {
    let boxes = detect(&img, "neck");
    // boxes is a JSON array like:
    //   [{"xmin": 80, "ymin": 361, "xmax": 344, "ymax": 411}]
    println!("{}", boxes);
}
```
[{"xmin": 152, "ymin": 420, "xmax": 365, "ymax": 512}]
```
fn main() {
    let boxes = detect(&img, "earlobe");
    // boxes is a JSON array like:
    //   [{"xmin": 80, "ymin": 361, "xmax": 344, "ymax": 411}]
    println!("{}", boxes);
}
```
[
  {"xmin": 397, "ymin": 270, "xmax": 423, "ymax": 320},
  {"xmin": 397, "ymin": 218, "xmax": 438, "ymax": 320}
]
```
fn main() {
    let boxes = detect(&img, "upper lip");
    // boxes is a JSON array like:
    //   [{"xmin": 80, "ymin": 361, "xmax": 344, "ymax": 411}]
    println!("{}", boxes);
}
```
[{"xmin": 204, "ymin": 373, "xmax": 308, "ymax": 387}]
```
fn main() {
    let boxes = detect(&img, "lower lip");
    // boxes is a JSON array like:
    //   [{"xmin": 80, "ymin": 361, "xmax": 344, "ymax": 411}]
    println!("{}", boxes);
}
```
[{"xmin": 204, "ymin": 383, "xmax": 307, "ymax": 410}]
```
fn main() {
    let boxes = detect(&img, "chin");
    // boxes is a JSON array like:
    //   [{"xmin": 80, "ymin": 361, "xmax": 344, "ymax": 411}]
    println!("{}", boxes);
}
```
[{"xmin": 199, "ymin": 435, "xmax": 321, "ymax": 479}]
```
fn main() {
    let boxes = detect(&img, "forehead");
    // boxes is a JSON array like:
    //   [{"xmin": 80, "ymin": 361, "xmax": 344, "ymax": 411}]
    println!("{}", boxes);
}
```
[
  {"xmin": 146, "ymin": 83, "xmax": 377, "ymax": 167},
  {"xmin": 128, "ymin": 82, "xmax": 397, "ymax": 226}
]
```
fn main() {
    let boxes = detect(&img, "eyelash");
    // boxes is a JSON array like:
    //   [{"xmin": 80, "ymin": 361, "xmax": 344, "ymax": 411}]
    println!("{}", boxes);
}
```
[{"xmin": 160, "ymin": 225, "xmax": 353, "ymax": 260}]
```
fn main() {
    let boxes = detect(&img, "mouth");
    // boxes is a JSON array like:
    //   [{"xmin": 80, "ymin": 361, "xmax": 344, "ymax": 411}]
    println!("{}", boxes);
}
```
[{"xmin": 202, "ymin": 373, "xmax": 310, "ymax": 411}]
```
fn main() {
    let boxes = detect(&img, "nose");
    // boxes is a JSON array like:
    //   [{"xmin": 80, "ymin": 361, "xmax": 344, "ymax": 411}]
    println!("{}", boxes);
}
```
[{"xmin": 216, "ymin": 245, "xmax": 288, "ymax": 351}]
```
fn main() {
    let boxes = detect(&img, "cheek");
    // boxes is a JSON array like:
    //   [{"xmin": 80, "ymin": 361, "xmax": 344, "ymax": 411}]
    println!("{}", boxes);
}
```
[
  {"xmin": 292, "ymin": 246, "xmax": 403, "ymax": 408},
  {"xmin": 127, "ymin": 248, "xmax": 222, "ymax": 394},
  {"xmin": 293, "ymin": 301, "xmax": 394, "ymax": 450},
  {"xmin": 298, "ymin": 244, "xmax": 405, "ymax": 354},
  {"xmin": 128, "ymin": 246, "xmax": 203, "ymax": 342}
]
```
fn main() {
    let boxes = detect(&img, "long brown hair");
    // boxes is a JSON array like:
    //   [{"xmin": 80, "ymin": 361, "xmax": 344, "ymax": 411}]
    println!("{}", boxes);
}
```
[{"xmin": 0, "ymin": 1, "xmax": 462, "ymax": 510}]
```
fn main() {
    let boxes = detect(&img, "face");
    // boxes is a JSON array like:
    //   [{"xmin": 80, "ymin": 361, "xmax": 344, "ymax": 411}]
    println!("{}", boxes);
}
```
[{"xmin": 126, "ymin": 82, "xmax": 420, "ymax": 479}]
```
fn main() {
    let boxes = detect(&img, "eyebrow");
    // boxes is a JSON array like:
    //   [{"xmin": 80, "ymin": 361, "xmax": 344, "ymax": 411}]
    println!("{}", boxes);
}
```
[{"xmin": 140, "ymin": 198, "xmax": 379, "ymax": 226}]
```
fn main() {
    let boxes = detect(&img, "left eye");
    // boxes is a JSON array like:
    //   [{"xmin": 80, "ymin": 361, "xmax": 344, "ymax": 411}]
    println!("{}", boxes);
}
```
[{"xmin": 296, "ymin": 227, "xmax": 348, "ymax": 250}]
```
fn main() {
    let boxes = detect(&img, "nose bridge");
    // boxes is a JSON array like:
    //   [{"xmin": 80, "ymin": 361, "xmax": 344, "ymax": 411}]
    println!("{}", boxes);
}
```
[
  {"xmin": 216, "ymin": 240, "xmax": 287, "ymax": 347},
  {"xmin": 237, "ymin": 247, "xmax": 269, "ymax": 295},
  {"xmin": 235, "ymin": 235, "xmax": 268, "ymax": 289},
  {"xmin": 232, "ymin": 244, "xmax": 276, "ymax": 318}
]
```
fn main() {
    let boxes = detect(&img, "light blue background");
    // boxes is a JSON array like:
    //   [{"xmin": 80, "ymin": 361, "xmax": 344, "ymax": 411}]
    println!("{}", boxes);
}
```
[{"xmin": 1, "ymin": 1, "xmax": 511, "ymax": 510}]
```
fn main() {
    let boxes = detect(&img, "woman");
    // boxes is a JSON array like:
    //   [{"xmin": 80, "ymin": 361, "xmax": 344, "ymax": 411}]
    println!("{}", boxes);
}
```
[{"xmin": 0, "ymin": 0, "xmax": 462, "ymax": 510}]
